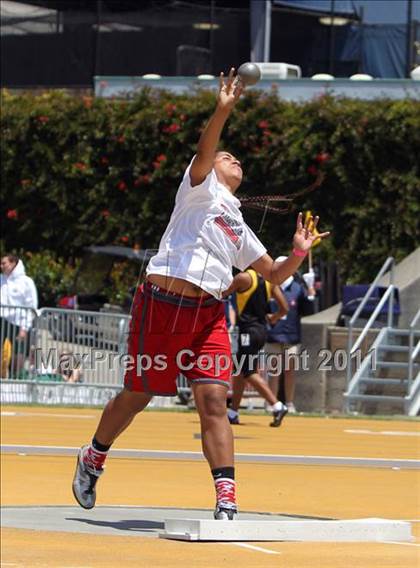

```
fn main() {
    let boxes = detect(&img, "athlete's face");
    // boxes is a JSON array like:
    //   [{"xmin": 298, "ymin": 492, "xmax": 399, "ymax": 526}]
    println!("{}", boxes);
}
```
[{"xmin": 213, "ymin": 151, "xmax": 243, "ymax": 192}]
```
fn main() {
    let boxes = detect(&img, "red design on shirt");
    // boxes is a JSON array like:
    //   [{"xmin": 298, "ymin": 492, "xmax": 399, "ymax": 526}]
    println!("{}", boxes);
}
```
[{"xmin": 214, "ymin": 210, "xmax": 243, "ymax": 250}]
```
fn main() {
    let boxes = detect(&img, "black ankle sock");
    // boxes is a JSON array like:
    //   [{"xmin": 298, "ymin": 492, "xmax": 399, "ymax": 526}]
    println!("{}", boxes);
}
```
[
  {"xmin": 211, "ymin": 466, "xmax": 235, "ymax": 481},
  {"xmin": 92, "ymin": 437, "xmax": 111, "ymax": 453}
]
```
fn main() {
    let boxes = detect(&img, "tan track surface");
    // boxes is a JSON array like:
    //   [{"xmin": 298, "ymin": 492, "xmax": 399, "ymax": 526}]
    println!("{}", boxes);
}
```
[{"xmin": 1, "ymin": 406, "xmax": 420, "ymax": 567}]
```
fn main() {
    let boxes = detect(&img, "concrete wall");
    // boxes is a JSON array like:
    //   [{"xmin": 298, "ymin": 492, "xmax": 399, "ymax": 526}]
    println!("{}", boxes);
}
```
[{"xmin": 294, "ymin": 325, "xmax": 378, "ymax": 413}]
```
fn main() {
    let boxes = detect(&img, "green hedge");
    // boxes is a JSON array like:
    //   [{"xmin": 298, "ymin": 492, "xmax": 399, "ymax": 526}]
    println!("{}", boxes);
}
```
[
  {"xmin": 1, "ymin": 88, "xmax": 419, "ymax": 283},
  {"xmin": 20, "ymin": 251, "xmax": 77, "ymax": 307}
]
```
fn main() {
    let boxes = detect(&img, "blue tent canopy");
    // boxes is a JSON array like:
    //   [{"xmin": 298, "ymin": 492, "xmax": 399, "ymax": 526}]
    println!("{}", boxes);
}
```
[
  {"xmin": 273, "ymin": 1, "xmax": 356, "ymax": 16},
  {"xmin": 274, "ymin": 0, "xmax": 420, "ymax": 23},
  {"xmin": 253, "ymin": 0, "xmax": 419, "ymax": 77},
  {"xmin": 353, "ymin": 1, "xmax": 420, "ymax": 24},
  {"xmin": 338, "ymin": 23, "xmax": 408, "ymax": 78}
]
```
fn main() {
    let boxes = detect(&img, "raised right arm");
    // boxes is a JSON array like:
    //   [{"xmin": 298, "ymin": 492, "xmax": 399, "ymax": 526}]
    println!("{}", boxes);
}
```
[{"xmin": 190, "ymin": 69, "xmax": 243, "ymax": 187}]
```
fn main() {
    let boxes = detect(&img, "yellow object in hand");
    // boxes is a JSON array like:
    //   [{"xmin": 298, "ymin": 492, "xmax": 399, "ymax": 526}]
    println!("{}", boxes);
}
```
[{"xmin": 305, "ymin": 210, "xmax": 322, "ymax": 248}]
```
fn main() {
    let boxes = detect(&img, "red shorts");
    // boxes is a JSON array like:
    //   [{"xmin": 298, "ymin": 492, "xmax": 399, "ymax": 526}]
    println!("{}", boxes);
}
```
[{"xmin": 123, "ymin": 282, "xmax": 232, "ymax": 395}]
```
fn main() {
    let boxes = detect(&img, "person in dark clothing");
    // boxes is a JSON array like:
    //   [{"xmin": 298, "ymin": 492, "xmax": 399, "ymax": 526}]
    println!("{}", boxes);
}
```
[
  {"xmin": 226, "ymin": 268, "xmax": 289, "ymax": 426},
  {"xmin": 266, "ymin": 256, "xmax": 316, "ymax": 413}
]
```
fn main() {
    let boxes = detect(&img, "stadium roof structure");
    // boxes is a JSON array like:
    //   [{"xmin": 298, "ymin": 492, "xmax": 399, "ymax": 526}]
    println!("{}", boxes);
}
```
[{"xmin": 0, "ymin": 1, "xmax": 58, "ymax": 35}]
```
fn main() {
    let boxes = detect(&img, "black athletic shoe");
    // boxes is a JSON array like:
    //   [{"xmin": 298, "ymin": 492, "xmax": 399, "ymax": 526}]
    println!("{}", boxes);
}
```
[{"xmin": 270, "ymin": 406, "xmax": 288, "ymax": 427}]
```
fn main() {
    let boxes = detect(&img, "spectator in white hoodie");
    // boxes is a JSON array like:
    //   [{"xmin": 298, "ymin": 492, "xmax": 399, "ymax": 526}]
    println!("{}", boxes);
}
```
[{"xmin": 1, "ymin": 254, "xmax": 38, "ymax": 375}]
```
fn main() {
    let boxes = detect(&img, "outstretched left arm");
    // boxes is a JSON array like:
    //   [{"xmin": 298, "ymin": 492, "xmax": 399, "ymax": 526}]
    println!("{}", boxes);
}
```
[{"xmin": 252, "ymin": 213, "xmax": 330, "ymax": 285}]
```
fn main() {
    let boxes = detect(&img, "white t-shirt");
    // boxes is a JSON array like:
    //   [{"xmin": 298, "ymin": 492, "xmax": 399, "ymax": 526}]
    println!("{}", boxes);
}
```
[{"xmin": 146, "ymin": 159, "xmax": 267, "ymax": 299}]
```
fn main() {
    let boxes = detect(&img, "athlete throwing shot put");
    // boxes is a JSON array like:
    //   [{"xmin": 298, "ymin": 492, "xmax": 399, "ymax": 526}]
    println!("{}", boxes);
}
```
[{"xmin": 73, "ymin": 68, "xmax": 329, "ymax": 520}]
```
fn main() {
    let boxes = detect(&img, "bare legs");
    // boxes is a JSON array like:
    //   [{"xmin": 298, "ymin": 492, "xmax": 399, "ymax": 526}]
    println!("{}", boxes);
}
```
[
  {"xmin": 192, "ymin": 383, "xmax": 234, "ymax": 468},
  {"xmin": 231, "ymin": 371, "xmax": 278, "ymax": 412},
  {"xmin": 93, "ymin": 383, "xmax": 233, "ymax": 471},
  {"xmin": 94, "ymin": 389, "xmax": 152, "ymax": 445},
  {"xmin": 268, "ymin": 353, "xmax": 296, "ymax": 407},
  {"xmin": 284, "ymin": 366, "xmax": 296, "ymax": 406}
]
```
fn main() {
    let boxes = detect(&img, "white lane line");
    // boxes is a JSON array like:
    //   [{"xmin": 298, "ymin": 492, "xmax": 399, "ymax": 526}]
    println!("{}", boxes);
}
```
[
  {"xmin": 1, "ymin": 412, "xmax": 95, "ymax": 419},
  {"xmin": 2, "ymin": 444, "xmax": 420, "ymax": 469},
  {"xmin": 345, "ymin": 429, "xmax": 420, "ymax": 437},
  {"xmin": 381, "ymin": 519, "xmax": 420, "ymax": 523},
  {"xmin": 229, "ymin": 542, "xmax": 280, "ymax": 555},
  {"xmin": 381, "ymin": 541, "xmax": 420, "ymax": 547}
]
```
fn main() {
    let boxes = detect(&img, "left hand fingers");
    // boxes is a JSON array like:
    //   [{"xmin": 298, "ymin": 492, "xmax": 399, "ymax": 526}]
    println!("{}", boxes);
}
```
[
  {"xmin": 233, "ymin": 79, "xmax": 244, "ymax": 99},
  {"xmin": 317, "ymin": 231, "xmax": 330, "ymax": 239},
  {"xmin": 219, "ymin": 72, "xmax": 225, "ymax": 91},
  {"xmin": 226, "ymin": 67, "xmax": 235, "ymax": 91},
  {"xmin": 305, "ymin": 218, "xmax": 311, "ymax": 239},
  {"xmin": 296, "ymin": 212, "xmax": 303, "ymax": 232}
]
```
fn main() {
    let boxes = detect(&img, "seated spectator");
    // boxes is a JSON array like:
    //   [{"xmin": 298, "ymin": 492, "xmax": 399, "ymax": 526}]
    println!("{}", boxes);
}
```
[{"xmin": 56, "ymin": 352, "xmax": 83, "ymax": 383}]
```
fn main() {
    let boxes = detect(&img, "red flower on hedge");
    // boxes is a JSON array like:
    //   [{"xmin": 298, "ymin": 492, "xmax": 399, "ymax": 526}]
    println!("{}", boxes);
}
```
[
  {"xmin": 163, "ymin": 123, "xmax": 181, "ymax": 134},
  {"xmin": 165, "ymin": 103, "xmax": 177, "ymax": 116},
  {"xmin": 307, "ymin": 165, "xmax": 318, "ymax": 176},
  {"xmin": 7, "ymin": 209, "xmax": 18, "ymax": 219},
  {"xmin": 120, "ymin": 235, "xmax": 129, "ymax": 243},
  {"xmin": 117, "ymin": 135, "xmax": 126, "ymax": 144},
  {"xmin": 117, "ymin": 181, "xmax": 127, "ymax": 192},
  {"xmin": 74, "ymin": 162, "xmax": 87, "ymax": 171},
  {"xmin": 153, "ymin": 154, "xmax": 167, "ymax": 169},
  {"xmin": 101, "ymin": 209, "xmax": 110, "ymax": 218},
  {"xmin": 100, "ymin": 157, "xmax": 109, "ymax": 165},
  {"xmin": 83, "ymin": 96, "xmax": 93, "ymax": 109},
  {"xmin": 258, "ymin": 120, "xmax": 269, "ymax": 129},
  {"xmin": 315, "ymin": 152, "xmax": 330, "ymax": 164},
  {"xmin": 134, "ymin": 174, "xmax": 150, "ymax": 187},
  {"xmin": 37, "ymin": 115, "xmax": 49, "ymax": 123},
  {"xmin": 20, "ymin": 179, "xmax": 31, "ymax": 187}
]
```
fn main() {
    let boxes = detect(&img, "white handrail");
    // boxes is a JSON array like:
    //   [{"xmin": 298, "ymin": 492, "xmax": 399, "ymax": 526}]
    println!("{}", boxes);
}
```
[
  {"xmin": 349, "ymin": 257, "xmax": 394, "ymax": 326},
  {"xmin": 350, "ymin": 286, "xmax": 394, "ymax": 355},
  {"xmin": 344, "ymin": 327, "xmax": 387, "ymax": 400},
  {"xmin": 346, "ymin": 257, "xmax": 395, "ymax": 387},
  {"xmin": 408, "ymin": 308, "xmax": 420, "ymax": 384}
]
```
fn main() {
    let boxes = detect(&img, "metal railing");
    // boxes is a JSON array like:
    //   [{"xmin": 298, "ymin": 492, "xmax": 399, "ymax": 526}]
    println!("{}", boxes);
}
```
[
  {"xmin": 1, "ymin": 304, "xmax": 131, "ymax": 385},
  {"xmin": 408, "ymin": 308, "xmax": 420, "ymax": 389},
  {"xmin": 2, "ymin": 305, "xmax": 270, "ymax": 407},
  {"xmin": 34, "ymin": 307, "xmax": 131, "ymax": 385},
  {"xmin": 346, "ymin": 257, "xmax": 395, "ymax": 387}
]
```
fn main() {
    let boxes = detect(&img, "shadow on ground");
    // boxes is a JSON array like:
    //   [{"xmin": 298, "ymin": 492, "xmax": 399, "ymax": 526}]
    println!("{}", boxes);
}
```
[{"xmin": 66, "ymin": 517, "xmax": 164, "ymax": 532}]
